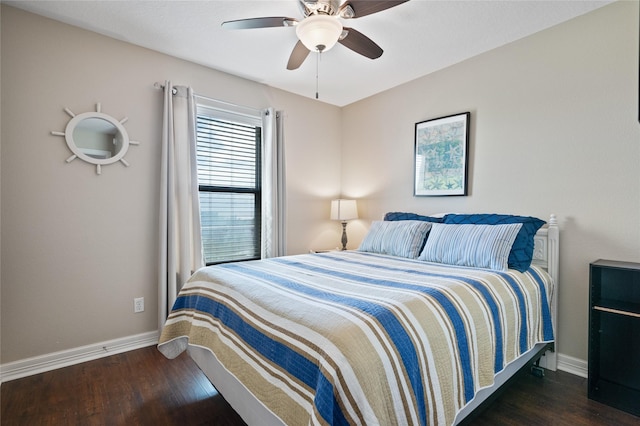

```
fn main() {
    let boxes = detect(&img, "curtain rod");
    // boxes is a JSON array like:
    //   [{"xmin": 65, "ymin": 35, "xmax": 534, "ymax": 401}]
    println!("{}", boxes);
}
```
[
  {"xmin": 153, "ymin": 82, "xmax": 177, "ymax": 95},
  {"xmin": 153, "ymin": 82, "xmax": 263, "ymax": 116}
]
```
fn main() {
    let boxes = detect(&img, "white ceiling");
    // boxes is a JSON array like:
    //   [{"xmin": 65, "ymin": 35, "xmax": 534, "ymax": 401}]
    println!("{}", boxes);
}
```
[{"xmin": 6, "ymin": 0, "xmax": 613, "ymax": 106}]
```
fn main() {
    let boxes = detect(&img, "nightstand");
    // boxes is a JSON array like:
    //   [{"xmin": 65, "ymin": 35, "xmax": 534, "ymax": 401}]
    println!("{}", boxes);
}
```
[{"xmin": 588, "ymin": 259, "xmax": 640, "ymax": 417}]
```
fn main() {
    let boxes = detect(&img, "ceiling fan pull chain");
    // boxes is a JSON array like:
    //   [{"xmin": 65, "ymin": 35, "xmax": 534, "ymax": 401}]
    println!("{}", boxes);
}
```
[{"xmin": 315, "ymin": 50, "xmax": 320, "ymax": 99}]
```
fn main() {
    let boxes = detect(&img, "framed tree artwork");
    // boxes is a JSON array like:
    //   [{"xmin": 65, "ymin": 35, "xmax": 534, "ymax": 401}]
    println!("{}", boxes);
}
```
[{"xmin": 414, "ymin": 112, "xmax": 470, "ymax": 196}]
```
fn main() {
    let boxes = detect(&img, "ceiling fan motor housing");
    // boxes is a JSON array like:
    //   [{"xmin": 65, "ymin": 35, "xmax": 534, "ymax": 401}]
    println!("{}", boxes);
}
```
[{"xmin": 299, "ymin": 0, "xmax": 342, "ymax": 17}]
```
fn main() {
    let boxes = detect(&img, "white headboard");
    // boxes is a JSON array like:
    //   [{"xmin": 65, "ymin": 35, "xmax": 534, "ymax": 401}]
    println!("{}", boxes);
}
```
[
  {"xmin": 531, "ymin": 214, "xmax": 559, "ymax": 370},
  {"xmin": 531, "ymin": 214, "xmax": 560, "ymax": 282}
]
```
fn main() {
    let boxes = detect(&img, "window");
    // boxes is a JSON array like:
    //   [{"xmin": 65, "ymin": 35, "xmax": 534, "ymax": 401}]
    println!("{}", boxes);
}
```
[{"xmin": 196, "ymin": 103, "xmax": 262, "ymax": 265}]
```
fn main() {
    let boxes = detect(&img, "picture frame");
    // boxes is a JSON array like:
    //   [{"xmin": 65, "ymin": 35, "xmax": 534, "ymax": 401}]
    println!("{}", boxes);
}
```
[{"xmin": 414, "ymin": 112, "xmax": 470, "ymax": 196}]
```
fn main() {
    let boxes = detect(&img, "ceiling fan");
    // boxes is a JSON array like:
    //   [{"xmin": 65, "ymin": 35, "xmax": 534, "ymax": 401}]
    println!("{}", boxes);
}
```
[{"xmin": 222, "ymin": 0, "xmax": 409, "ymax": 70}]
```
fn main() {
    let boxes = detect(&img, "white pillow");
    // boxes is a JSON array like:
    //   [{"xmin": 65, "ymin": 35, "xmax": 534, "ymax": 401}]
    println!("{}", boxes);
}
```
[
  {"xmin": 418, "ymin": 223, "xmax": 522, "ymax": 271},
  {"xmin": 358, "ymin": 220, "xmax": 433, "ymax": 259}
]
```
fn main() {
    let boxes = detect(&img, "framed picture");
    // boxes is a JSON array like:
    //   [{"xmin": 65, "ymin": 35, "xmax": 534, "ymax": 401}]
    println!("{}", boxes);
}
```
[{"xmin": 414, "ymin": 112, "xmax": 470, "ymax": 196}]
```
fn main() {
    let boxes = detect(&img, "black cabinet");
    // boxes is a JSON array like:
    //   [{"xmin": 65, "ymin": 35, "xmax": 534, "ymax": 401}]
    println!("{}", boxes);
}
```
[{"xmin": 588, "ymin": 259, "xmax": 640, "ymax": 416}]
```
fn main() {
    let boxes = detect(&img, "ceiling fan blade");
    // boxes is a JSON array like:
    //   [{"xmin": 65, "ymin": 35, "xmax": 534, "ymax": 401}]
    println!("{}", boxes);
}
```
[
  {"xmin": 339, "ymin": 1, "xmax": 409, "ymax": 18},
  {"xmin": 222, "ymin": 17, "xmax": 297, "ymax": 29},
  {"xmin": 287, "ymin": 40, "xmax": 310, "ymax": 70},
  {"xmin": 339, "ymin": 27, "xmax": 383, "ymax": 59}
]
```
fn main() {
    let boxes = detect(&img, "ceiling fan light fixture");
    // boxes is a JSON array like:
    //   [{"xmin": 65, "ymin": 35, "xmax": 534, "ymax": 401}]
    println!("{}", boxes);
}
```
[{"xmin": 295, "ymin": 15, "xmax": 343, "ymax": 52}]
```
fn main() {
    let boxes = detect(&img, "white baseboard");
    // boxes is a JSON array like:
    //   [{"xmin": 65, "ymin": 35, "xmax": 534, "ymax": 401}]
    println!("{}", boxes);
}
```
[
  {"xmin": 0, "ymin": 334, "xmax": 590, "ymax": 385},
  {"xmin": 1, "ymin": 330, "xmax": 159, "ymax": 383},
  {"xmin": 557, "ymin": 353, "xmax": 588, "ymax": 378}
]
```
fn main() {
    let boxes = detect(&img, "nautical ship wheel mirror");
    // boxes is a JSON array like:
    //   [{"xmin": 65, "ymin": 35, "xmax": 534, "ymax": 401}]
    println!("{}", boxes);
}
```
[{"xmin": 51, "ymin": 103, "xmax": 139, "ymax": 175}]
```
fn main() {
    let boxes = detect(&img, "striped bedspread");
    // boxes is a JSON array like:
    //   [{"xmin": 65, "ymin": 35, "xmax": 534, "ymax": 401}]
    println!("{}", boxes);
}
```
[{"xmin": 158, "ymin": 251, "xmax": 554, "ymax": 426}]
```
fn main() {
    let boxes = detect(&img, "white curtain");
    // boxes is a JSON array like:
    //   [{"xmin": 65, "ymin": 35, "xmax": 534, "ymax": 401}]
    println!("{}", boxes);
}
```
[
  {"xmin": 262, "ymin": 108, "xmax": 287, "ymax": 258},
  {"xmin": 158, "ymin": 81, "xmax": 204, "ymax": 330}
]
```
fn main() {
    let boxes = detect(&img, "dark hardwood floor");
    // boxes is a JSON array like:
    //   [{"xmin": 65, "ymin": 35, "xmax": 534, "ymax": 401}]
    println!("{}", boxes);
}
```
[{"xmin": 2, "ymin": 346, "xmax": 638, "ymax": 425}]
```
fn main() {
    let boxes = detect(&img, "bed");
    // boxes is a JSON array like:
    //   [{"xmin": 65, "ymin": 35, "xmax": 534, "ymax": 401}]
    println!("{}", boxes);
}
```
[{"xmin": 158, "ymin": 213, "xmax": 559, "ymax": 425}]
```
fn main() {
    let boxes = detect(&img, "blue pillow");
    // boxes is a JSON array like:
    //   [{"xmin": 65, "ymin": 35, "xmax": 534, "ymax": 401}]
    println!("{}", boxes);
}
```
[
  {"xmin": 384, "ymin": 212, "xmax": 444, "ymax": 223},
  {"xmin": 443, "ymin": 214, "xmax": 545, "ymax": 272}
]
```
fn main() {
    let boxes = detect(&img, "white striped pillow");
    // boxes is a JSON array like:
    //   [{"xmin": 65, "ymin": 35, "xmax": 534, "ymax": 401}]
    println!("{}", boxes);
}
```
[
  {"xmin": 358, "ymin": 220, "xmax": 433, "ymax": 259},
  {"xmin": 418, "ymin": 223, "xmax": 522, "ymax": 271}
]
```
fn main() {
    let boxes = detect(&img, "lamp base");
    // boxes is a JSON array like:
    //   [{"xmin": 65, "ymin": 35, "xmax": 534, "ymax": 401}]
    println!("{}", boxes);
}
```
[{"xmin": 340, "ymin": 221, "xmax": 348, "ymax": 250}]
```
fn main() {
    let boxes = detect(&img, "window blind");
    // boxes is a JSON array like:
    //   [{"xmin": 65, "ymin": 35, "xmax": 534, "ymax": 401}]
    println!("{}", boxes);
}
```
[{"xmin": 196, "ymin": 112, "xmax": 261, "ymax": 264}]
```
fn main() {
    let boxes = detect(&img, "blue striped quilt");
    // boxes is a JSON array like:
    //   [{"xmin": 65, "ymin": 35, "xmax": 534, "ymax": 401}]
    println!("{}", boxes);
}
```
[{"xmin": 158, "ymin": 251, "xmax": 554, "ymax": 425}]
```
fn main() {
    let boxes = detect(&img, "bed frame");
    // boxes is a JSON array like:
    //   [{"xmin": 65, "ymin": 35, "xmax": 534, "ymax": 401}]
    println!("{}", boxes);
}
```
[{"xmin": 186, "ymin": 214, "xmax": 560, "ymax": 426}]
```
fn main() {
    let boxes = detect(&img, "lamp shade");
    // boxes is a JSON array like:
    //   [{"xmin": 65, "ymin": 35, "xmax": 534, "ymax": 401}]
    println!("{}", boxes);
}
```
[
  {"xmin": 295, "ymin": 15, "xmax": 343, "ymax": 52},
  {"xmin": 330, "ymin": 199, "xmax": 358, "ymax": 221}
]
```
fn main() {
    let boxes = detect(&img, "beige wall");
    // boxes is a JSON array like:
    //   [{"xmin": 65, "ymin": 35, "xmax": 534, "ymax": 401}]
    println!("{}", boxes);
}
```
[
  {"xmin": 0, "ymin": 4, "xmax": 3, "ymax": 366},
  {"xmin": 342, "ymin": 1, "xmax": 640, "ymax": 362},
  {"xmin": 0, "ymin": 6, "xmax": 342, "ymax": 363}
]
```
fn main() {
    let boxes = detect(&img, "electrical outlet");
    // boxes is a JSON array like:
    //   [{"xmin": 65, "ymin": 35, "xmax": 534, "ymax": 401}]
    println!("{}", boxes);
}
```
[{"xmin": 134, "ymin": 297, "xmax": 144, "ymax": 313}]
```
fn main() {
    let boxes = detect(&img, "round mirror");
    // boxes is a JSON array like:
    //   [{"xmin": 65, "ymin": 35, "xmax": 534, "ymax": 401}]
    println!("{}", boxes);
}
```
[
  {"xmin": 66, "ymin": 113, "xmax": 129, "ymax": 165},
  {"xmin": 51, "ymin": 103, "xmax": 139, "ymax": 175}
]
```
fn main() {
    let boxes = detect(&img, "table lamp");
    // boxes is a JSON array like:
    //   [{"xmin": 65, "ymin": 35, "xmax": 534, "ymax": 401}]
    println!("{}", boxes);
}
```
[{"xmin": 330, "ymin": 199, "xmax": 358, "ymax": 250}]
